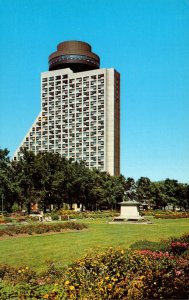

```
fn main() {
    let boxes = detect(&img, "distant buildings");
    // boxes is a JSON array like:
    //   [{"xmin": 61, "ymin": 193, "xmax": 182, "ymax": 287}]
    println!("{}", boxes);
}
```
[{"xmin": 14, "ymin": 41, "xmax": 120, "ymax": 175}]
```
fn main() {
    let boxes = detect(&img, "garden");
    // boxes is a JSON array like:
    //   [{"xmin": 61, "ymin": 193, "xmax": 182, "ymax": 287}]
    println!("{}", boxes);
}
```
[
  {"xmin": 0, "ymin": 213, "xmax": 189, "ymax": 299},
  {"xmin": 0, "ymin": 148, "xmax": 189, "ymax": 298}
]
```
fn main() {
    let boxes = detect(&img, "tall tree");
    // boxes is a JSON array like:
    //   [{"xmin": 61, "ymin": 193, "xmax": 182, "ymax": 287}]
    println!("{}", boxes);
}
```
[
  {"xmin": 35, "ymin": 151, "xmax": 67, "ymax": 212},
  {"xmin": 151, "ymin": 181, "xmax": 168, "ymax": 210},
  {"xmin": 0, "ymin": 148, "xmax": 15, "ymax": 211},
  {"xmin": 164, "ymin": 178, "xmax": 180, "ymax": 211},
  {"xmin": 137, "ymin": 177, "xmax": 152, "ymax": 208},
  {"xmin": 14, "ymin": 148, "xmax": 38, "ymax": 214}
]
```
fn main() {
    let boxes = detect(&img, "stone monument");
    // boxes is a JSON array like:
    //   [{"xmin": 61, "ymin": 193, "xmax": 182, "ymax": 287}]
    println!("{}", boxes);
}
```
[{"xmin": 114, "ymin": 187, "xmax": 145, "ymax": 222}]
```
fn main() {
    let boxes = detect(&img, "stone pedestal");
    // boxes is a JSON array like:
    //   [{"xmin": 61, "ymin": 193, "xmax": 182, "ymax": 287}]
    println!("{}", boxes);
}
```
[{"xmin": 114, "ymin": 200, "xmax": 144, "ymax": 221}]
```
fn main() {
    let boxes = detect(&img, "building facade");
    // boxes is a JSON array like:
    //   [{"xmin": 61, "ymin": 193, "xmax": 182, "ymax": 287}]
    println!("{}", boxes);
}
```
[{"xmin": 14, "ymin": 41, "xmax": 120, "ymax": 175}]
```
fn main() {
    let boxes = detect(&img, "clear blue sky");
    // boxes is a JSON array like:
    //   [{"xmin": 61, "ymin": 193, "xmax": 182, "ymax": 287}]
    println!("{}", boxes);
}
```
[{"xmin": 0, "ymin": 0, "xmax": 188, "ymax": 183}]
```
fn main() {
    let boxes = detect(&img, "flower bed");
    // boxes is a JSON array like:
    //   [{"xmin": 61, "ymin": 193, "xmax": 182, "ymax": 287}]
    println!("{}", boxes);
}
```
[
  {"xmin": 154, "ymin": 211, "xmax": 189, "ymax": 219},
  {"xmin": 142, "ymin": 210, "xmax": 189, "ymax": 219},
  {"xmin": 0, "ymin": 222, "xmax": 87, "ymax": 237},
  {"xmin": 0, "ymin": 213, "xmax": 30, "ymax": 225},
  {"xmin": 0, "ymin": 234, "xmax": 188, "ymax": 299},
  {"xmin": 130, "ymin": 233, "xmax": 189, "ymax": 256},
  {"xmin": 58, "ymin": 209, "xmax": 119, "ymax": 220}
]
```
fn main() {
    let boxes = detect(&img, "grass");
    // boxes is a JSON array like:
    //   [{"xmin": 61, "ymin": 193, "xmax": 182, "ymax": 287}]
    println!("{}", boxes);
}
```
[{"xmin": 0, "ymin": 217, "xmax": 188, "ymax": 273}]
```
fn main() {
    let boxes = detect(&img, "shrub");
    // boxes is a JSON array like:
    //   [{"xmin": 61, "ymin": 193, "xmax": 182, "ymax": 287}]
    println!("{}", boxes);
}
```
[
  {"xmin": 60, "ymin": 248, "xmax": 189, "ymax": 299},
  {"xmin": 171, "ymin": 232, "xmax": 189, "ymax": 243},
  {"xmin": 130, "ymin": 233, "xmax": 189, "ymax": 255},
  {"xmin": 59, "ymin": 209, "xmax": 119, "ymax": 220},
  {"xmin": 141, "ymin": 209, "xmax": 154, "ymax": 216},
  {"xmin": 0, "ymin": 264, "xmax": 36, "ymax": 284},
  {"xmin": 0, "ymin": 222, "xmax": 87, "ymax": 237},
  {"xmin": 165, "ymin": 233, "xmax": 189, "ymax": 256},
  {"xmin": 11, "ymin": 203, "xmax": 20, "ymax": 213},
  {"xmin": 60, "ymin": 215, "xmax": 69, "ymax": 221},
  {"xmin": 168, "ymin": 241, "xmax": 189, "ymax": 256},
  {"xmin": 28, "ymin": 216, "xmax": 39, "ymax": 222},
  {"xmin": 4, "ymin": 217, "xmax": 12, "ymax": 223},
  {"xmin": 0, "ymin": 281, "xmax": 67, "ymax": 300},
  {"xmin": 0, "ymin": 214, "xmax": 28, "ymax": 224},
  {"xmin": 182, "ymin": 249, "xmax": 189, "ymax": 260},
  {"xmin": 154, "ymin": 211, "xmax": 189, "ymax": 219},
  {"xmin": 51, "ymin": 212, "xmax": 59, "ymax": 221},
  {"xmin": 0, "ymin": 215, "xmax": 6, "ymax": 224}
]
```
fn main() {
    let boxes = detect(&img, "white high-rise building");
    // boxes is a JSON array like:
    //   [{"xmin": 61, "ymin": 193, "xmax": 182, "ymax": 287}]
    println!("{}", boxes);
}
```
[{"xmin": 14, "ymin": 41, "xmax": 120, "ymax": 175}]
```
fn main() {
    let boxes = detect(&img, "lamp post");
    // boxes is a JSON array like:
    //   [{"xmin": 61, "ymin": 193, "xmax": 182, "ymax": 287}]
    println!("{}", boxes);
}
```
[{"xmin": 1, "ymin": 194, "xmax": 4, "ymax": 215}]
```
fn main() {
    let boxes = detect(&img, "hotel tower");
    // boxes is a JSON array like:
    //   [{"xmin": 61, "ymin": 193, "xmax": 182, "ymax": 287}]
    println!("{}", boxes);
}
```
[{"xmin": 14, "ymin": 41, "xmax": 120, "ymax": 175}]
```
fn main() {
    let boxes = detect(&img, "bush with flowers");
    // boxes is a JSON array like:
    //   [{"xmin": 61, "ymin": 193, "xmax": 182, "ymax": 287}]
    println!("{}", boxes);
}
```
[
  {"xmin": 131, "ymin": 233, "xmax": 189, "ymax": 255},
  {"xmin": 0, "ymin": 264, "xmax": 36, "ymax": 284},
  {"xmin": 60, "ymin": 247, "xmax": 188, "ymax": 300},
  {"xmin": 169, "ymin": 240, "xmax": 189, "ymax": 256},
  {"xmin": 154, "ymin": 210, "xmax": 189, "ymax": 219},
  {"xmin": 0, "ymin": 222, "xmax": 87, "ymax": 237},
  {"xmin": 58, "ymin": 209, "xmax": 119, "ymax": 220},
  {"xmin": 0, "ymin": 212, "xmax": 32, "ymax": 224}
]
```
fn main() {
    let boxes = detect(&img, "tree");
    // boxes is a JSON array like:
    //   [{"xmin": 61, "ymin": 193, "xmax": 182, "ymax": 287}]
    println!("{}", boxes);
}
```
[
  {"xmin": 175, "ymin": 183, "xmax": 189, "ymax": 211},
  {"xmin": 136, "ymin": 177, "xmax": 153, "ymax": 208},
  {"xmin": 163, "ymin": 179, "xmax": 180, "ymax": 211},
  {"xmin": 13, "ymin": 148, "xmax": 38, "ymax": 214},
  {"xmin": 184, "ymin": 184, "xmax": 189, "ymax": 210},
  {"xmin": 151, "ymin": 181, "xmax": 168, "ymax": 210},
  {"xmin": 69, "ymin": 161, "xmax": 94, "ymax": 211},
  {"xmin": 34, "ymin": 151, "xmax": 68, "ymax": 212},
  {"xmin": 0, "ymin": 148, "xmax": 16, "ymax": 211}
]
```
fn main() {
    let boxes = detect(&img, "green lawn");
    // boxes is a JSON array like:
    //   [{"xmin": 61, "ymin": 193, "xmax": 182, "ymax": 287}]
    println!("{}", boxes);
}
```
[{"xmin": 0, "ymin": 217, "xmax": 188, "ymax": 273}]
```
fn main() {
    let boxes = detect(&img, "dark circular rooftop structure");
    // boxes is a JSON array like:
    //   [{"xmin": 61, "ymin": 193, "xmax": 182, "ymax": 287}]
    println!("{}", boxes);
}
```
[{"xmin": 49, "ymin": 41, "xmax": 100, "ymax": 72}]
